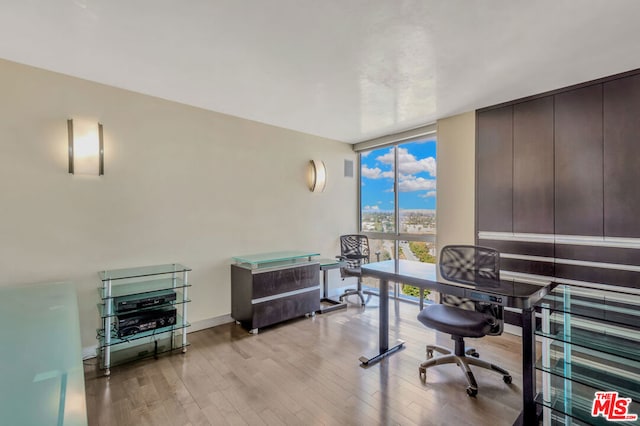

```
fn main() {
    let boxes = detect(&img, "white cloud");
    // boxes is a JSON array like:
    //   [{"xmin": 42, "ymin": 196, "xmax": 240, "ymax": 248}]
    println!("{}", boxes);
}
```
[
  {"xmin": 420, "ymin": 191, "xmax": 437, "ymax": 198},
  {"xmin": 361, "ymin": 164, "xmax": 393, "ymax": 179},
  {"xmin": 363, "ymin": 205, "xmax": 380, "ymax": 211},
  {"xmin": 398, "ymin": 176, "xmax": 436, "ymax": 192},
  {"xmin": 377, "ymin": 147, "xmax": 436, "ymax": 177},
  {"xmin": 361, "ymin": 165, "xmax": 382, "ymax": 179},
  {"xmin": 398, "ymin": 148, "xmax": 436, "ymax": 177},
  {"xmin": 377, "ymin": 148, "xmax": 395, "ymax": 165}
]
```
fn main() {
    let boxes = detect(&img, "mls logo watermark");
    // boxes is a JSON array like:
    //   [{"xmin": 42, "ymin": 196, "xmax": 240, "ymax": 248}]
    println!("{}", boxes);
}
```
[{"xmin": 592, "ymin": 392, "xmax": 638, "ymax": 421}]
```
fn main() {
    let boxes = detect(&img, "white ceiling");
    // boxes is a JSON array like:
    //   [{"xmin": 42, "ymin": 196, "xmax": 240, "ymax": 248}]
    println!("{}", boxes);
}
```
[{"xmin": 2, "ymin": 1, "xmax": 640, "ymax": 143}]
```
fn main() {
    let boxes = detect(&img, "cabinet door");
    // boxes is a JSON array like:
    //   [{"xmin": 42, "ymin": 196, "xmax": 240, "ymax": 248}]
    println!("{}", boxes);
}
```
[
  {"xmin": 477, "ymin": 106, "xmax": 513, "ymax": 233},
  {"xmin": 554, "ymin": 85, "xmax": 603, "ymax": 236},
  {"xmin": 513, "ymin": 97, "xmax": 554, "ymax": 234},
  {"xmin": 604, "ymin": 74, "xmax": 640, "ymax": 238}
]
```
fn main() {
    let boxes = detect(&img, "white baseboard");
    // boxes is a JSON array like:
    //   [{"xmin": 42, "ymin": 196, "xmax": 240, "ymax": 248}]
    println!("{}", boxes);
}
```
[
  {"xmin": 189, "ymin": 314, "xmax": 234, "ymax": 332},
  {"xmin": 81, "ymin": 314, "xmax": 234, "ymax": 360},
  {"xmin": 83, "ymin": 345, "xmax": 98, "ymax": 360},
  {"xmin": 504, "ymin": 323, "xmax": 521, "ymax": 336}
]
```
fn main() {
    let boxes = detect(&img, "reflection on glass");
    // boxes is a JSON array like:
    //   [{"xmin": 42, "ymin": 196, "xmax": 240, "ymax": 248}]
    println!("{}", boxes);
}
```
[
  {"xmin": 362, "ymin": 239, "xmax": 396, "ymax": 291},
  {"xmin": 360, "ymin": 146, "xmax": 395, "ymax": 233},
  {"xmin": 400, "ymin": 240, "xmax": 436, "ymax": 300}
]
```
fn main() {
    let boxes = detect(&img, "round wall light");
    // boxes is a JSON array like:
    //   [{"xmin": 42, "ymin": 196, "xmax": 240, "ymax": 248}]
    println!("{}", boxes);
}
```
[{"xmin": 308, "ymin": 160, "xmax": 327, "ymax": 192}]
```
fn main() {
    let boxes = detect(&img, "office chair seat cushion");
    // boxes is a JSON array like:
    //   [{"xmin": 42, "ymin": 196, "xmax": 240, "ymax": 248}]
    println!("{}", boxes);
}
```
[
  {"xmin": 341, "ymin": 267, "xmax": 361, "ymax": 277},
  {"xmin": 417, "ymin": 304, "xmax": 494, "ymax": 338}
]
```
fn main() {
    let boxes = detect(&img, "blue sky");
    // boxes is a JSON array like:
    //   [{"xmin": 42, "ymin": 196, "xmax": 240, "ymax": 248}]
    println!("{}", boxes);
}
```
[{"xmin": 361, "ymin": 138, "xmax": 437, "ymax": 211}]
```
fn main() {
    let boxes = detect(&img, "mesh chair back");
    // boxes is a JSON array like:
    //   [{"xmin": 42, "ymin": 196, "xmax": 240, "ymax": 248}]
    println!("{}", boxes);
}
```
[
  {"xmin": 439, "ymin": 245, "xmax": 500, "ymax": 286},
  {"xmin": 339, "ymin": 234, "xmax": 371, "ymax": 271},
  {"xmin": 439, "ymin": 245, "xmax": 503, "ymax": 335}
]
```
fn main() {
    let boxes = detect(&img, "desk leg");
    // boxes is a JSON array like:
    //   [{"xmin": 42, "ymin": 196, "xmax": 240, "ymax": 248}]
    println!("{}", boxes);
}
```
[
  {"xmin": 359, "ymin": 278, "xmax": 405, "ymax": 366},
  {"xmin": 318, "ymin": 268, "xmax": 347, "ymax": 314},
  {"xmin": 516, "ymin": 307, "xmax": 538, "ymax": 426}
]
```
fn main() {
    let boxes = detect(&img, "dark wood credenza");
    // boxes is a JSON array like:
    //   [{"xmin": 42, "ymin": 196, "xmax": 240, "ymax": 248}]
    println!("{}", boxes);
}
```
[{"xmin": 231, "ymin": 251, "xmax": 321, "ymax": 334}]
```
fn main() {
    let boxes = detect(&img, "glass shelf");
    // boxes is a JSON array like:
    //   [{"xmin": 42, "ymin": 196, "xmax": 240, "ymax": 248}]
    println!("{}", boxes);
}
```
[
  {"xmin": 232, "ymin": 250, "xmax": 320, "ymax": 269},
  {"xmin": 99, "ymin": 263, "xmax": 191, "ymax": 282},
  {"xmin": 98, "ymin": 315, "xmax": 190, "ymax": 347},
  {"xmin": 98, "ymin": 278, "xmax": 190, "ymax": 299},
  {"xmin": 536, "ymin": 285, "xmax": 640, "ymax": 329},
  {"xmin": 535, "ymin": 374, "xmax": 640, "ymax": 426},
  {"xmin": 98, "ymin": 332, "xmax": 189, "ymax": 369},
  {"xmin": 536, "ymin": 284, "xmax": 640, "ymax": 425},
  {"xmin": 536, "ymin": 341, "xmax": 640, "ymax": 403},
  {"xmin": 536, "ymin": 313, "xmax": 640, "ymax": 363},
  {"xmin": 97, "ymin": 294, "xmax": 191, "ymax": 318}
]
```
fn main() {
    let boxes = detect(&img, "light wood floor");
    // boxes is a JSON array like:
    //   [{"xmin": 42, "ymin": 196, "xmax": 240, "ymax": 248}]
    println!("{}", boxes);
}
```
[{"xmin": 84, "ymin": 299, "xmax": 527, "ymax": 425}]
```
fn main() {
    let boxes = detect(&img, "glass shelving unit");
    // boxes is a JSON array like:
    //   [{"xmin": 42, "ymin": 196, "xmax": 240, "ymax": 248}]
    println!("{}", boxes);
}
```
[
  {"xmin": 97, "ymin": 264, "xmax": 191, "ymax": 375},
  {"xmin": 535, "ymin": 285, "xmax": 640, "ymax": 425}
]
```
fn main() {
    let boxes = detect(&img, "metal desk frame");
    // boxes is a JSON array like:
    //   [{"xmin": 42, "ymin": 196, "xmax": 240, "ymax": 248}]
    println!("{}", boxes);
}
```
[{"xmin": 360, "ymin": 259, "xmax": 552, "ymax": 426}]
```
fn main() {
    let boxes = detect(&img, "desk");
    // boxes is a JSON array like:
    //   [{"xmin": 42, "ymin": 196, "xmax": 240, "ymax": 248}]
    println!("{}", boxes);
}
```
[
  {"xmin": 317, "ymin": 258, "xmax": 347, "ymax": 313},
  {"xmin": 361, "ymin": 260, "xmax": 551, "ymax": 426},
  {"xmin": 0, "ymin": 282, "xmax": 87, "ymax": 425}
]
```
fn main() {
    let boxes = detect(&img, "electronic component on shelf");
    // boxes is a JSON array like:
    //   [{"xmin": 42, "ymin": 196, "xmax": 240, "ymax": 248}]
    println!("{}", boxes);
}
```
[
  {"xmin": 115, "ymin": 290, "xmax": 176, "ymax": 313},
  {"xmin": 116, "ymin": 308, "xmax": 177, "ymax": 338}
]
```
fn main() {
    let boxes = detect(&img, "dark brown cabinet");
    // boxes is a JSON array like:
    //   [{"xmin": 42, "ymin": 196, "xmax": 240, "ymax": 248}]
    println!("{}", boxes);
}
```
[
  {"xmin": 477, "ymin": 69, "xmax": 640, "ymax": 293},
  {"xmin": 554, "ymin": 85, "xmax": 604, "ymax": 236},
  {"xmin": 231, "ymin": 262, "xmax": 320, "ymax": 333},
  {"xmin": 513, "ymin": 96, "xmax": 554, "ymax": 234},
  {"xmin": 477, "ymin": 105, "xmax": 513, "ymax": 233},
  {"xmin": 604, "ymin": 74, "xmax": 640, "ymax": 238}
]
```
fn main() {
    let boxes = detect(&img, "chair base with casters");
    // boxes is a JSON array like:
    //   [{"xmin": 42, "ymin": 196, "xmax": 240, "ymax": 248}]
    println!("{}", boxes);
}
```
[
  {"xmin": 338, "ymin": 284, "xmax": 377, "ymax": 306},
  {"xmin": 417, "ymin": 304, "xmax": 512, "ymax": 397}
]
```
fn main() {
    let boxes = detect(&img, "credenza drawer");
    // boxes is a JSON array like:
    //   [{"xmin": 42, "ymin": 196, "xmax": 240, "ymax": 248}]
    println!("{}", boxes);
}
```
[
  {"xmin": 252, "ymin": 264, "xmax": 319, "ymax": 299},
  {"xmin": 251, "ymin": 289, "xmax": 320, "ymax": 329}
]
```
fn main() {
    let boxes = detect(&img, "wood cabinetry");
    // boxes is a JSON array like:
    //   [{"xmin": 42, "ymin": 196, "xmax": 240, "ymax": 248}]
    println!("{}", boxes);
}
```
[
  {"xmin": 477, "ymin": 105, "xmax": 513, "ymax": 233},
  {"xmin": 554, "ymin": 85, "xmax": 603, "ymax": 236},
  {"xmin": 604, "ymin": 73, "xmax": 640, "ymax": 238},
  {"xmin": 231, "ymin": 252, "xmax": 320, "ymax": 334},
  {"xmin": 476, "ymin": 68, "xmax": 640, "ymax": 290},
  {"xmin": 513, "ymin": 96, "xmax": 554, "ymax": 234}
]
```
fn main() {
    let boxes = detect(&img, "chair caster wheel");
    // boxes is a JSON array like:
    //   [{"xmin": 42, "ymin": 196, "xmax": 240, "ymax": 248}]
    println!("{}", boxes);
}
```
[
  {"xmin": 503, "ymin": 375, "xmax": 512, "ymax": 384},
  {"xmin": 426, "ymin": 349, "xmax": 433, "ymax": 359},
  {"xmin": 466, "ymin": 387, "xmax": 478, "ymax": 397},
  {"xmin": 418, "ymin": 367, "xmax": 426, "ymax": 381},
  {"xmin": 470, "ymin": 351, "xmax": 480, "ymax": 358}
]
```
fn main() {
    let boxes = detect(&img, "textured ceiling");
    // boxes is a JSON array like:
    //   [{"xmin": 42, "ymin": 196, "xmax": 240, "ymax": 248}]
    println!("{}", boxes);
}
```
[{"xmin": 2, "ymin": 1, "xmax": 640, "ymax": 143}]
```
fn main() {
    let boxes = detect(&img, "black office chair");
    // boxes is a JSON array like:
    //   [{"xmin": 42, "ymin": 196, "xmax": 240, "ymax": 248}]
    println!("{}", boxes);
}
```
[
  {"xmin": 417, "ymin": 245, "xmax": 512, "ymax": 397},
  {"xmin": 337, "ymin": 234, "xmax": 379, "ymax": 306}
]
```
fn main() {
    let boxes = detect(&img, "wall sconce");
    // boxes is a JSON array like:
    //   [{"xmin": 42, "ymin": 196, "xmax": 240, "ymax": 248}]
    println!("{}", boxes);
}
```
[
  {"xmin": 68, "ymin": 119, "xmax": 104, "ymax": 175},
  {"xmin": 308, "ymin": 160, "xmax": 327, "ymax": 192}
]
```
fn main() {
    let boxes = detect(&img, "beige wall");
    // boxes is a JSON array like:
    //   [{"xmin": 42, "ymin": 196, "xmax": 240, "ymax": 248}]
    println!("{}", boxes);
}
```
[
  {"xmin": 0, "ymin": 59, "xmax": 357, "ymax": 348},
  {"xmin": 435, "ymin": 111, "xmax": 476, "ymax": 263}
]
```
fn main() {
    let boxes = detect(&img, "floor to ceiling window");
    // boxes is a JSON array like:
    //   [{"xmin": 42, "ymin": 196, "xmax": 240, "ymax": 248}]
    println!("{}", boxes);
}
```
[{"xmin": 359, "ymin": 134, "xmax": 437, "ymax": 301}]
